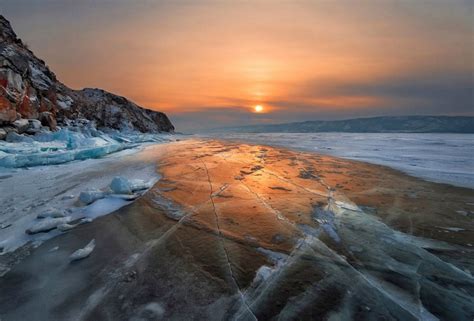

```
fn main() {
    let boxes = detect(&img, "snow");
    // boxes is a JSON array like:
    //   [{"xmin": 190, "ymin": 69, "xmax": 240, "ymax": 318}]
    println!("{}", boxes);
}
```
[
  {"xmin": 209, "ymin": 133, "xmax": 474, "ymax": 189},
  {"xmin": 57, "ymin": 94, "xmax": 74, "ymax": 110},
  {"xmin": 69, "ymin": 239, "xmax": 96, "ymax": 261},
  {"xmin": 28, "ymin": 61, "xmax": 52, "ymax": 90},
  {"xmin": 0, "ymin": 141, "xmax": 170, "ymax": 253}
]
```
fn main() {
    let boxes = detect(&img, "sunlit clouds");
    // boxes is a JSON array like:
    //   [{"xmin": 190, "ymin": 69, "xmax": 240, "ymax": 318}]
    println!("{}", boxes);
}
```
[{"xmin": 2, "ymin": 0, "xmax": 472, "ymax": 131}]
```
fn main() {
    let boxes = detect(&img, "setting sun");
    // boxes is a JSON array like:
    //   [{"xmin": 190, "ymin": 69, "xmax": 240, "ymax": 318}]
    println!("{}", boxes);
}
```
[{"xmin": 255, "ymin": 105, "xmax": 263, "ymax": 113}]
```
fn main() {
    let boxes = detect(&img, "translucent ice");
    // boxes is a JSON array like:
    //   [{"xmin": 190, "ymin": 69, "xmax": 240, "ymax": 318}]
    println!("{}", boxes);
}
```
[
  {"xmin": 79, "ymin": 189, "xmax": 106, "ymax": 205},
  {"xmin": 0, "ymin": 127, "xmax": 176, "ymax": 168},
  {"xmin": 110, "ymin": 176, "xmax": 132, "ymax": 194}
]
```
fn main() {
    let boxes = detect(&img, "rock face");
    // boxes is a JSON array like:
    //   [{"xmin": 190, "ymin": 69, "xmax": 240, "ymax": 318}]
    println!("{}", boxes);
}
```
[{"xmin": 0, "ymin": 15, "xmax": 174, "ymax": 134}]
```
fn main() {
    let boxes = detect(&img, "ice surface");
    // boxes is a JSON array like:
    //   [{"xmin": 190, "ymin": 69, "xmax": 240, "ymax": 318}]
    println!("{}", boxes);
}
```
[
  {"xmin": 36, "ymin": 208, "xmax": 66, "ymax": 219},
  {"xmin": 210, "ymin": 133, "xmax": 474, "ymax": 188},
  {"xmin": 69, "ymin": 239, "xmax": 96, "ymax": 261},
  {"xmin": 312, "ymin": 206, "xmax": 341, "ymax": 243},
  {"xmin": 0, "ymin": 127, "xmax": 176, "ymax": 168}
]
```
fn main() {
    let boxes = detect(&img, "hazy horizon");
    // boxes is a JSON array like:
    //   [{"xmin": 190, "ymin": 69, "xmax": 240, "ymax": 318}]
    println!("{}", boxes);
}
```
[{"xmin": 2, "ymin": 0, "xmax": 473, "ymax": 131}]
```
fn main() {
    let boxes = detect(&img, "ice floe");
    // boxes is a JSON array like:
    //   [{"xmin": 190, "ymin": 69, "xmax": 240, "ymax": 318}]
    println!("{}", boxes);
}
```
[
  {"xmin": 70, "ymin": 239, "xmax": 96, "ymax": 261},
  {"xmin": 26, "ymin": 217, "xmax": 72, "ymax": 234}
]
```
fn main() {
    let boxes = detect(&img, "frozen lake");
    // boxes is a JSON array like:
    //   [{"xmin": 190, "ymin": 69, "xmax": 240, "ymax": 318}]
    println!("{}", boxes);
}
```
[{"xmin": 209, "ymin": 133, "xmax": 474, "ymax": 189}]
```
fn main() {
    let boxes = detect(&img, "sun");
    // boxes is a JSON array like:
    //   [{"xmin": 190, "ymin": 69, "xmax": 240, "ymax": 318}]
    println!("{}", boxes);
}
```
[{"xmin": 254, "ymin": 105, "xmax": 263, "ymax": 113}]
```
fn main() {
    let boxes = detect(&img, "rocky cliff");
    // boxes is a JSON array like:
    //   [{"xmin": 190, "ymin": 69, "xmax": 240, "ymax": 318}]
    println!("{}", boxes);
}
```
[{"xmin": 0, "ymin": 15, "xmax": 174, "ymax": 137}]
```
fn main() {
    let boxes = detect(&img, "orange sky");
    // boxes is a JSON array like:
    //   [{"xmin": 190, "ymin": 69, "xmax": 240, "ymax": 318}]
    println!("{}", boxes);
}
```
[{"xmin": 2, "ymin": 1, "xmax": 473, "ymax": 131}]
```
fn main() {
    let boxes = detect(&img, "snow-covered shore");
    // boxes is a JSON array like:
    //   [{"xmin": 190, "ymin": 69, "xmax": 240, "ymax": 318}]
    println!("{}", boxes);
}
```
[{"xmin": 0, "ymin": 138, "xmax": 176, "ymax": 256}]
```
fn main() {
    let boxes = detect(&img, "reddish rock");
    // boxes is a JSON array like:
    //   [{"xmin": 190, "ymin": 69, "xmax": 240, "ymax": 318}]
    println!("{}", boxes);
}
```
[
  {"xmin": 17, "ymin": 85, "xmax": 38, "ymax": 119},
  {"xmin": 0, "ymin": 77, "xmax": 7, "ymax": 88},
  {"xmin": 0, "ymin": 96, "xmax": 16, "ymax": 123}
]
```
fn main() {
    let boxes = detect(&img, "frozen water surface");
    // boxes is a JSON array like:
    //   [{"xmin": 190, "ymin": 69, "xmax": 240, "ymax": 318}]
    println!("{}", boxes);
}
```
[
  {"xmin": 209, "ymin": 133, "xmax": 474, "ymax": 188},
  {"xmin": 0, "ymin": 139, "xmax": 473, "ymax": 321}
]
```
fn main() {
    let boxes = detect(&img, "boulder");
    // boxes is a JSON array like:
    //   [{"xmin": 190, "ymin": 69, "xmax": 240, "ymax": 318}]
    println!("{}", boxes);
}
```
[
  {"xmin": 28, "ymin": 119, "xmax": 42, "ymax": 129},
  {"xmin": 0, "ymin": 128, "xmax": 6, "ymax": 140},
  {"xmin": 39, "ymin": 111, "xmax": 57, "ymax": 130},
  {"xmin": 25, "ymin": 119, "xmax": 42, "ymax": 134},
  {"xmin": 0, "ymin": 108, "xmax": 17, "ymax": 124},
  {"xmin": 12, "ymin": 118, "xmax": 29, "ymax": 133},
  {"xmin": 2, "ymin": 126, "xmax": 17, "ymax": 134}
]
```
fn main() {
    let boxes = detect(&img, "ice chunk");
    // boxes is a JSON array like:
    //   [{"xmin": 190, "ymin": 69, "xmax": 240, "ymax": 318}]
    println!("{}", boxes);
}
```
[
  {"xmin": 26, "ymin": 217, "xmax": 71, "ymax": 234},
  {"xmin": 6, "ymin": 132, "xmax": 34, "ymax": 143},
  {"xmin": 129, "ymin": 179, "xmax": 152, "ymax": 191},
  {"xmin": 253, "ymin": 265, "xmax": 274, "ymax": 284},
  {"xmin": 110, "ymin": 176, "xmax": 132, "ymax": 194},
  {"xmin": 69, "ymin": 239, "xmax": 96, "ymax": 261},
  {"xmin": 57, "ymin": 217, "xmax": 92, "ymax": 231},
  {"xmin": 37, "ymin": 208, "xmax": 66, "ymax": 219},
  {"xmin": 79, "ymin": 189, "xmax": 106, "ymax": 205}
]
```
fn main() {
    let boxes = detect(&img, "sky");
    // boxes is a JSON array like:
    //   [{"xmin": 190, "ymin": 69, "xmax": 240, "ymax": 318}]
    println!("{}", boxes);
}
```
[{"xmin": 1, "ymin": 0, "xmax": 473, "ymax": 132}]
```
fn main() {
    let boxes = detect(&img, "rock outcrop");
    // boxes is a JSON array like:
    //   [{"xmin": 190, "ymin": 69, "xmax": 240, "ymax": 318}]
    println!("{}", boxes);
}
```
[{"xmin": 0, "ymin": 15, "xmax": 174, "ymax": 135}]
